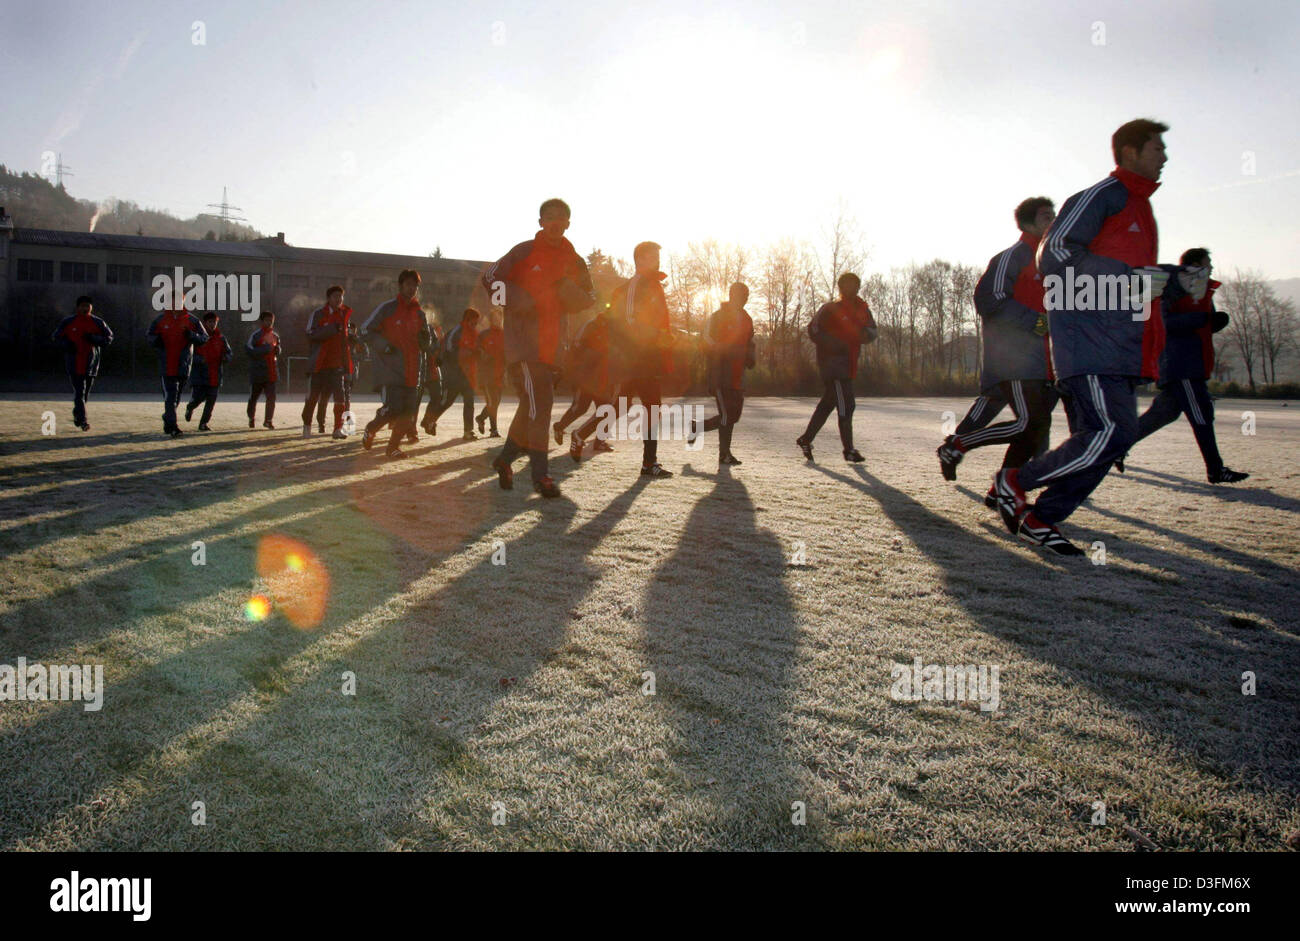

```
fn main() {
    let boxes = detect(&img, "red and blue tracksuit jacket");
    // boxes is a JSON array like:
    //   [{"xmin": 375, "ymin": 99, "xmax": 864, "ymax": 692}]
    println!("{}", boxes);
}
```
[
  {"xmin": 193, "ymin": 329, "xmax": 234, "ymax": 389},
  {"xmin": 148, "ymin": 310, "xmax": 208, "ymax": 379},
  {"xmin": 808, "ymin": 295, "xmax": 877, "ymax": 380},
  {"xmin": 974, "ymin": 230, "xmax": 1052, "ymax": 390},
  {"xmin": 1036, "ymin": 167, "xmax": 1184, "ymax": 381},
  {"xmin": 52, "ymin": 312, "xmax": 114, "ymax": 378},
  {"xmin": 481, "ymin": 232, "xmax": 593, "ymax": 367},
  {"xmin": 1160, "ymin": 279, "xmax": 1222, "ymax": 382},
  {"xmin": 305, "ymin": 303, "xmax": 354, "ymax": 373},
  {"xmin": 245, "ymin": 326, "xmax": 282, "ymax": 384},
  {"xmin": 361, "ymin": 296, "xmax": 431, "ymax": 390}
]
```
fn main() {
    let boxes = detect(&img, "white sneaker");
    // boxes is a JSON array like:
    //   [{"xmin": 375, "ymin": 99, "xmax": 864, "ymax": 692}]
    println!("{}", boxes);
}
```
[{"xmin": 302, "ymin": 423, "xmax": 312, "ymax": 438}]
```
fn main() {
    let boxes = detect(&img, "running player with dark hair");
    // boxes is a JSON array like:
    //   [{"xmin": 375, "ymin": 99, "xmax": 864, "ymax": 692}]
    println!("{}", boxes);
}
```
[
  {"xmin": 185, "ymin": 311, "xmax": 232, "ymax": 430},
  {"xmin": 361, "ymin": 269, "xmax": 431, "ymax": 459},
  {"xmin": 797, "ymin": 273, "xmax": 877, "ymax": 462},
  {"xmin": 427, "ymin": 307, "xmax": 482, "ymax": 440},
  {"xmin": 483, "ymin": 198, "xmax": 594, "ymax": 498},
  {"xmin": 476, "ymin": 308, "xmax": 506, "ymax": 437},
  {"xmin": 689, "ymin": 282, "xmax": 755, "ymax": 465},
  {"xmin": 938, "ymin": 198, "xmax": 1058, "ymax": 499},
  {"xmin": 245, "ymin": 311, "xmax": 281, "ymax": 429},
  {"xmin": 302, "ymin": 285, "xmax": 353, "ymax": 439},
  {"xmin": 149, "ymin": 295, "xmax": 209, "ymax": 438},
  {"xmin": 1127, "ymin": 247, "xmax": 1248, "ymax": 484},
  {"xmin": 51, "ymin": 295, "xmax": 113, "ymax": 432}
]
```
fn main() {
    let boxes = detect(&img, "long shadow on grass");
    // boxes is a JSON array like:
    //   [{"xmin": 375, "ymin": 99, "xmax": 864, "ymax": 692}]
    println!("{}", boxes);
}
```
[
  {"xmin": 641, "ymin": 468, "xmax": 805, "ymax": 849},
  {"xmin": 27, "ymin": 477, "xmax": 644, "ymax": 849},
  {"xmin": 830, "ymin": 464, "xmax": 1299, "ymax": 825}
]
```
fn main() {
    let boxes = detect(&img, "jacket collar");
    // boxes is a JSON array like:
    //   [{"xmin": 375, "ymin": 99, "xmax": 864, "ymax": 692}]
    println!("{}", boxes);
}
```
[
  {"xmin": 1019, "ymin": 230, "xmax": 1043, "ymax": 250},
  {"xmin": 1111, "ymin": 166, "xmax": 1160, "ymax": 199}
]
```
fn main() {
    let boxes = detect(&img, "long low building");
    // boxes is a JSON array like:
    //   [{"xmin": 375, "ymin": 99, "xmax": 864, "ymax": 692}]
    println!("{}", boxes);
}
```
[{"xmin": 0, "ymin": 210, "xmax": 488, "ymax": 391}]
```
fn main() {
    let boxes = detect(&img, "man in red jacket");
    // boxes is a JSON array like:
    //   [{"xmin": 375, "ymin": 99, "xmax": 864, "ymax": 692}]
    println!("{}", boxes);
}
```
[
  {"xmin": 301, "ymin": 285, "xmax": 353, "ymax": 440},
  {"xmin": 426, "ymin": 307, "xmax": 482, "ymax": 440},
  {"xmin": 482, "ymin": 198, "xmax": 594, "ymax": 497},
  {"xmin": 1128, "ymin": 247, "xmax": 1248, "ymax": 483},
  {"xmin": 51, "ymin": 295, "xmax": 113, "ymax": 431},
  {"xmin": 609, "ymin": 241, "xmax": 675, "ymax": 479},
  {"xmin": 797, "ymin": 273, "xmax": 877, "ymax": 462},
  {"xmin": 245, "ymin": 311, "xmax": 281, "ymax": 428},
  {"xmin": 476, "ymin": 309, "xmax": 506, "ymax": 437},
  {"xmin": 148, "ymin": 298, "xmax": 209, "ymax": 438},
  {"xmin": 360, "ymin": 269, "xmax": 432, "ymax": 459},
  {"xmin": 689, "ymin": 282, "xmax": 756, "ymax": 465},
  {"xmin": 185, "ymin": 312, "xmax": 233, "ymax": 430}
]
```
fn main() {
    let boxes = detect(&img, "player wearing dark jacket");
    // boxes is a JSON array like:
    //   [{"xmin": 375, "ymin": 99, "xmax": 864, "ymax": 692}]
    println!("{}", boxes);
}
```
[
  {"xmin": 301, "ymin": 287, "xmax": 353, "ymax": 439},
  {"xmin": 475, "ymin": 315, "xmax": 506, "ymax": 437},
  {"xmin": 148, "ymin": 304, "xmax": 209, "ymax": 437},
  {"xmin": 51, "ymin": 296, "xmax": 113, "ymax": 432},
  {"xmin": 245, "ymin": 311, "xmax": 281, "ymax": 428},
  {"xmin": 689, "ymin": 283, "xmax": 755, "ymax": 465},
  {"xmin": 185, "ymin": 312, "xmax": 233, "ymax": 430},
  {"xmin": 483, "ymin": 199, "xmax": 594, "ymax": 497},
  {"xmin": 418, "ymin": 321, "xmax": 445, "ymax": 435},
  {"xmin": 1129, "ymin": 249, "xmax": 1248, "ymax": 483},
  {"xmin": 360, "ymin": 270, "xmax": 431, "ymax": 459},
  {"xmin": 797, "ymin": 273, "xmax": 877, "ymax": 462},
  {"xmin": 994, "ymin": 119, "xmax": 1190, "ymax": 554},
  {"xmin": 425, "ymin": 308, "xmax": 482, "ymax": 439},
  {"xmin": 938, "ymin": 198, "xmax": 1058, "ymax": 487}
]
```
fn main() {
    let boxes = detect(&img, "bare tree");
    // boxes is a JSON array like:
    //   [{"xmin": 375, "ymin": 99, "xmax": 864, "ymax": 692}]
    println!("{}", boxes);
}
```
[
  {"xmin": 1219, "ymin": 270, "xmax": 1266, "ymax": 391},
  {"xmin": 817, "ymin": 204, "xmax": 869, "ymax": 306}
]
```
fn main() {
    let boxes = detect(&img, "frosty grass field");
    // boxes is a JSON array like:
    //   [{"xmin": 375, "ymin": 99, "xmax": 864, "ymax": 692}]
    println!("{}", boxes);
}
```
[{"xmin": 0, "ymin": 393, "xmax": 1296, "ymax": 850}]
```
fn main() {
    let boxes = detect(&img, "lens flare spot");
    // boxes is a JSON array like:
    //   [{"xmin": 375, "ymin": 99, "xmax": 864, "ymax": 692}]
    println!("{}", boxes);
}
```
[
  {"xmin": 244, "ymin": 594, "xmax": 272, "ymax": 622},
  {"xmin": 255, "ymin": 534, "xmax": 329, "ymax": 629}
]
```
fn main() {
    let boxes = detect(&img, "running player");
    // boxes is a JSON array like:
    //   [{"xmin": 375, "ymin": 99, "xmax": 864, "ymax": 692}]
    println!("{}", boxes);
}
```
[
  {"xmin": 427, "ymin": 307, "xmax": 482, "ymax": 440},
  {"xmin": 476, "ymin": 308, "xmax": 506, "ymax": 437},
  {"xmin": 51, "ymin": 295, "xmax": 113, "ymax": 432},
  {"xmin": 301, "ymin": 285, "xmax": 353, "ymax": 439},
  {"xmin": 609, "ymin": 241, "xmax": 675, "ymax": 479},
  {"xmin": 993, "ymin": 118, "xmax": 1186, "ymax": 553},
  {"xmin": 482, "ymin": 198, "xmax": 594, "ymax": 498},
  {"xmin": 185, "ymin": 312, "xmax": 232, "ymax": 430},
  {"xmin": 245, "ymin": 311, "xmax": 281, "ymax": 429},
  {"xmin": 689, "ymin": 282, "xmax": 755, "ymax": 465},
  {"xmin": 796, "ymin": 273, "xmax": 877, "ymax": 462},
  {"xmin": 149, "ymin": 297, "xmax": 209, "ymax": 438},
  {"xmin": 360, "ymin": 269, "xmax": 431, "ymax": 459},
  {"xmin": 1128, "ymin": 247, "xmax": 1249, "ymax": 483},
  {"xmin": 938, "ymin": 198, "xmax": 1058, "ymax": 497}
]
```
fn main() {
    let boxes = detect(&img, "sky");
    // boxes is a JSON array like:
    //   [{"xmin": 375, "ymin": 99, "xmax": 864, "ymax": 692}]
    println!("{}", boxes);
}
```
[{"xmin": 2, "ymin": 0, "xmax": 1298, "ymax": 278}]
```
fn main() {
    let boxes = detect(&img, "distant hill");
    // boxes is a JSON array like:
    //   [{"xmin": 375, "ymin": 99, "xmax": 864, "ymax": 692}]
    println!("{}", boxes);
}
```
[{"xmin": 0, "ymin": 165, "xmax": 264, "ymax": 242}]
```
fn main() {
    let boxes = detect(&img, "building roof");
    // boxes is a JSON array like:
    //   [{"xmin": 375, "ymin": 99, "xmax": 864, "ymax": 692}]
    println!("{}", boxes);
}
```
[{"xmin": 10, "ymin": 228, "xmax": 485, "ymax": 275}]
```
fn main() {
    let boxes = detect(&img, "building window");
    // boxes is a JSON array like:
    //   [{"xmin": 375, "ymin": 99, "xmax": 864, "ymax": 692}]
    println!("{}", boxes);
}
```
[
  {"xmin": 60, "ymin": 261, "xmax": 99, "ymax": 283},
  {"xmin": 106, "ymin": 264, "xmax": 144, "ymax": 285},
  {"xmin": 278, "ymin": 274, "xmax": 310, "ymax": 290},
  {"xmin": 17, "ymin": 258, "xmax": 54, "ymax": 282}
]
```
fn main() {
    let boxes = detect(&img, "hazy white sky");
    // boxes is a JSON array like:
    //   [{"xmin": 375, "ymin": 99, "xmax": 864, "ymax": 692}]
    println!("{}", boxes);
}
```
[{"xmin": 2, "ymin": 0, "xmax": 1298, "ymax": 276}]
